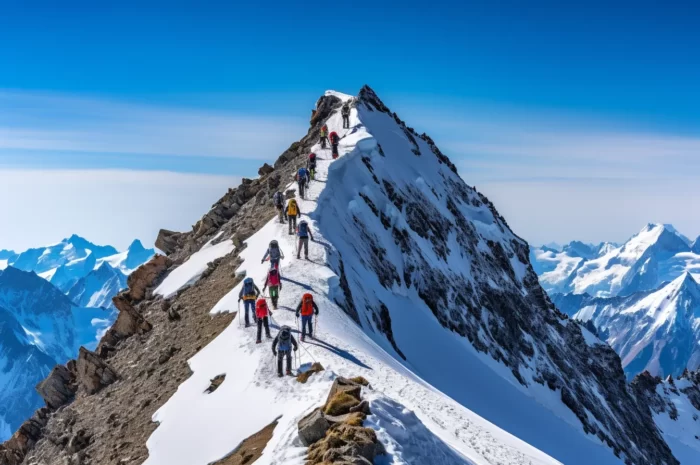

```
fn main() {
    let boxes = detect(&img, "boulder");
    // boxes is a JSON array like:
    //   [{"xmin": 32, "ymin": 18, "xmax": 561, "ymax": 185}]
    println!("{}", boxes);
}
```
[
  {"xmin": 325, "ymin": 377, "xmax": 363, "ymax": 406},
  {"xmin": 76, "ymin": 348, "xmax": 118, "ymax": 395},
  {"xmin": 127, "ymin": 254, "xmax": 171, "ymax": 301},
  {"xmin": 155, "ymin": 229, "xmax": 181, "ymax": 255},
  {"xmin": 298, "ymin": 408, "xmax": 330, "ymax": 446},
  {"xmin": 258, "ymin": 163, "xmax": 274, "ymax": 176},
  {"xmin": 111, "ymin": 294, "xmax": 153, "ymax": 338},
  {"xmin": 0, "ymin": 411, "xmax": 48, "ymax": 464},
  {"xmin": 35, "ymin": 365, "xmax": 76, "ymax": 410}
]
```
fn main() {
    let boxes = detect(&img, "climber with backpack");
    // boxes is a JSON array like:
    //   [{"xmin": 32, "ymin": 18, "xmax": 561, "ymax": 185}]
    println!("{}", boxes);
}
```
[
  {"xmin": 341, "ymin": 103, "xmax": 351, "ymax": 129},
  {"xmin": 297, "ymin": 166, "xmax": 310, "ymax": 199},
  {"xmin": 307, "ymin": 153, "xmax": 317, "ymax": 180},
  {"xmin": 238, "ymin": 277, "xmax": 261, "ymax": 327},
  {"xmin": 272, "ymin": 191, "xmax": 286, "ymax": 224},
  {"xmin": 272, "ymin": 325, "xmax": 298, "ymax": 377},
  {"xmin": 295, "ymin": 293, "xmax": 319, "ymax": 341},
  {"xmin": 329, "ymin": 131, "xmax": 340, "ymax": 159},
  {"xmin": 296, "ymin": 219, "xmax": 314, "ymax": 260},
  {"xmin": 261, "ymin": 240, "xmax": 285, "ymax": 269},
  {"xmin": 319, "ymin": 125, "xmax": 329, "ymax": 149},
  {"xmin": 262, "ymin": 266, "xmax": 282, "ymax": 309},
  {"xmin": 286, "ymin": 198, "xmax": 299, "ymax": 235},
  {"xmin": 255, "ymin": 297, "xmax": 272, "ymax": 343}
]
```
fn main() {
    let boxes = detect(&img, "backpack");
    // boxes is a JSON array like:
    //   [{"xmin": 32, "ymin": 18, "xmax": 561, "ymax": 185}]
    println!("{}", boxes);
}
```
[
  {"xmin": 298, "ymin": 221, "xmax": 309, "ymax": 237},
  {"xmin": 278, "ymin": 325, "xmax": 292, "ymax": 351},
  {"xmin": 255, "ymin": 298, "xmax": 268, "ymax": 318},
  {"xmin": 330, "ymin": 132, "xmax": 339, "ymax": 144},
  {"xmin": 298, "ymin": 168, "xmax": 307, "ymax": 179},
  {"xmin": 268, "ymin": 268, "xmax": 280, "ymax": 286},
  {"xmin": 243, "ymin": 278, "xmax": 255, "ymax": 296},
  {"xmin": 287, "ymin": 199, "xmax": 297, "ymax": 216},
  {"xmin": 268, "ymin": 240, "xmax": 281, "ymax": 260},
  {"xmin": 273, "ymin": 191, "xmax": 283, "ymax": 207},
  {"xmin": 301, "ymin": 293, "xmax": 314, "ymax": 316},
  {"xmin": 309, "ymin": 153, "xmax": 316, "ymax": 162}
]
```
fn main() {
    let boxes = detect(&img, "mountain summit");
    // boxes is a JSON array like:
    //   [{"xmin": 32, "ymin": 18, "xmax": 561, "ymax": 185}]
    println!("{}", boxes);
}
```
[{"xmin": 3, "ymin": 88, "xmax": 692, "ymax": 465}]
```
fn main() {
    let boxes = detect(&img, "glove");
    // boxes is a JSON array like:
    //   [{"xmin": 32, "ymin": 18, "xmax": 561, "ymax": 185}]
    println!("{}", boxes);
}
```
[
  {"xmin": 260, "ymin": 260, "xmax": 264, "ymax": 264},
  {"xmin": 315, "ymin": 311, "xmax": 319, "ymax": 316},
  {"xmin": 294, "ymin": 347, "xmax": 298, "ymax": 352},
  {"xmin": 272, "ymin": 350, "xmax": 277, "ymax": 356},
  {"xmin": 295, "ymin": 313, "xmax": 300, "ymax": 318},
  {"xmin": 238, "ymin": 298, "xmax": 241, "ymax": 303}
]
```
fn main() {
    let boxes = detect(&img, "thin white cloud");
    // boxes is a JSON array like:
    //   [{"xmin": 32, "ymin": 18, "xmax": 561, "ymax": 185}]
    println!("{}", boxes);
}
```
[
  {"xmin": 0, "ymin": 169, "xmax": 237, "ymax": 251},
  {"xmin": 0, "ymin": 90, "xmax": 306, "ymax": 159}
]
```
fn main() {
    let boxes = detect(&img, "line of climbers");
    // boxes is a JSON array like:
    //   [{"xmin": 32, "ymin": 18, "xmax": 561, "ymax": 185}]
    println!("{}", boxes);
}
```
[{"xmin": 238, "ymin": 101, "xmax": 353, "ymax": 377}]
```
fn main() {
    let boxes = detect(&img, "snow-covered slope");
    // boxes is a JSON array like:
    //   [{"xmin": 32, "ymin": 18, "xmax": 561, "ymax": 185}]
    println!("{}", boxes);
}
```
[
  {"xmin": 96, "ymin": 239, "xmax": 155, "ymax": 274},
  {"xmin": 532, "ymin": 224, "xmax": 698, "ymax": 298},
  {"xmin": 0, "ymin": 267, "xmax": 112, "ymax": 440},
  {"xmin": 553, "ymin": 273, "xmax": 700, "ymax": 378},
  {"xmin": 143, "ymin": 88, "xmax": 679, "ymax": 465}
]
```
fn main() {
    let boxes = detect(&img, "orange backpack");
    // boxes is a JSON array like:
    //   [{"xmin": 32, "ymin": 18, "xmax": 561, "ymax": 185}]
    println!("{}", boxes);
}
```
[{"xmin": 301, "ymin": 293, "xmax": 314, "ymax": 316}]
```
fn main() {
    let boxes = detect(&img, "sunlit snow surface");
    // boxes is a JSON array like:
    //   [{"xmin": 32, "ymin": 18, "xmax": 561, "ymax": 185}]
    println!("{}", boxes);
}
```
[{"xmin": 144, "ymin": 92, "xmax": 629, "ymax": 465}]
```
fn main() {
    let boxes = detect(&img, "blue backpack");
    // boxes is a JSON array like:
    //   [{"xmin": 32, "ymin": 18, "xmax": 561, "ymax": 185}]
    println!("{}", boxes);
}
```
[
  {"xmin": 298, "ymin": 168, "xmax": 307, "ymax": 179},
  {"xmin": 243, "ymin": 278, "xmax": 254, "ymax": 295},
  {"xmin": 278, "ymin": 326, "xmax": 292, "ymax": 351},
  {"xmin": 298, "ymin": 221, "xmax": 309, "ymax": 237}
]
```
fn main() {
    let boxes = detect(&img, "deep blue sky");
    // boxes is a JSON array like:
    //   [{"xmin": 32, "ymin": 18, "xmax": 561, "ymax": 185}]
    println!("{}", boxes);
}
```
[{"xmin": 1, "ymin": 0, "xmax": 699, "ymax": 249}]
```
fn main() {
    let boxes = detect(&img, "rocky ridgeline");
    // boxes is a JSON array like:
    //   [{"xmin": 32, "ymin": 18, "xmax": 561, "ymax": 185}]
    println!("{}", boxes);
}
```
[
  {"xmin": 155, "ymin": 93, "xmax": 345, "ymax": 263},
  {"xmin": 0, "ymin": 91, "xmax": 346, "ymax": 465},
  {"xmin": 631, "ymin": 369, "xmax": 700, "ymax": 421},
  {"xmin": 298, "ymin": 377, "xmax": 384, "ymax": 465}
]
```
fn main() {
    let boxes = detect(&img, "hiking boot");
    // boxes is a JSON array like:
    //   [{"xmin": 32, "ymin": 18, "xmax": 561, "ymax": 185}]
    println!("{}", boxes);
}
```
[
  {"xmin": 245, "ymin": 322, "xmax": 250, "ymax": 328},
  {"xmin": 301, "ymin": 336, "xmax": 305, "ymax": 342},
  {"xmin": 266, "ymin": 333, "xmax": 272, "ymax": 339},
  {"xmin": 286, "ymin": 370, "xmax": 292, "ymax": 376},
  {"xmin": 297, "ymin": 255, "xmax": 301, "ymax": 259},
  {"xmin": 278, "ymin": 373, "xmax": 283, "ymax": 378},
  {"xmin": 305, "ymin": 255, "xmax": 309, "ymax": 260},
  {"xmin": 256, "ymin": 340, "xmax": 261, "ymax": 344}
]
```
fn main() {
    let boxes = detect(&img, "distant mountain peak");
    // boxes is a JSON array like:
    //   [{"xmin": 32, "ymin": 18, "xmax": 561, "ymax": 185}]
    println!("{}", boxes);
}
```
[{"xmin": 127, "ymin": 239, "xmax": 146, "ymax": 252}]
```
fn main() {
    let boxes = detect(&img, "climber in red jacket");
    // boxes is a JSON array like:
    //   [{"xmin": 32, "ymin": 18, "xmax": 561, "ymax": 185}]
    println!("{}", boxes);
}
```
[{"xmin": 329, "ymin": 131, "xmax": 340, "ymax": 159}]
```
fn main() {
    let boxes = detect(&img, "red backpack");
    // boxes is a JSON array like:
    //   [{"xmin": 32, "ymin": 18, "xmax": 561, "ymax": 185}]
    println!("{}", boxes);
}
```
[
  {"xmin": 329, "ymin": 132, "xmax": 339, "ymax": 144},
  {"xmin": 255, "ymin": 298, "xmax": 269, "ymax": 318},
  {"xmin": 300, "ymin": 293, "xmax": 314, "ymax": 316},
  {"xmin": 267, "ymin": 268, "xmax": 280, "ymax": 287},
  {"xmin": 309, "ymin": 153, "xmax": 316, "ymax": 162}
]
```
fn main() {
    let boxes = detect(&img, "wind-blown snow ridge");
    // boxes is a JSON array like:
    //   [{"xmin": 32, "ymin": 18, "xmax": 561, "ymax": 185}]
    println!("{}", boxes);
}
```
[{"xmin": 144, "ymin": 88, "xmax": 679, "ymax": 465}]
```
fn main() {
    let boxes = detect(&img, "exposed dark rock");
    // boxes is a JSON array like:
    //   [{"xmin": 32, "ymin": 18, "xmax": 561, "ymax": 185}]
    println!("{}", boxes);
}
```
[
  {"xmin": 35, "ymin": 365, "xmax": 77, "ymax": 410},
  {"xmin": 298, "ymin": 408, "xmax": 331, "ymax": 446},
  {"xmin": 75, "ymin": 348, "xmax": 118, "ymax": 395},
  {"xmin": 258, "ymin": 163, "xmax": 274, "ymax": 176},
  {"xmin": 155, "ymin": 229, "xmax": 183, "ymax": 255},
  {"xmin": 111, "ymin": 294, "xmax": 153, "ymax": 338}
]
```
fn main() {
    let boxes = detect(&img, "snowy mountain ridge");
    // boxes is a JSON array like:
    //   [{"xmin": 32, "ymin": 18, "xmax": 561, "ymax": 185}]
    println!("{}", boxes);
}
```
[{"xmin": 4, "ymin": 87, "xmax": 695, "ymax": 465}]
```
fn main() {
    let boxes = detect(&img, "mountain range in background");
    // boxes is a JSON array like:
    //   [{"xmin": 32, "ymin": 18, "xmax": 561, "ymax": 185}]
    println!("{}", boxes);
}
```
[
  {"xmin": 0, "ymin": 235, "xmax": 153, "ymax": 440},
  {"xmin": 531, "ymin": 223, "xmax": 700, "ymax": 378}
]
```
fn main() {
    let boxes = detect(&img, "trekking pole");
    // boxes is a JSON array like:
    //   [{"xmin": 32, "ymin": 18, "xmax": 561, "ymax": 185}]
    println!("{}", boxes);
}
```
[{"xmin": 238, "ymin": 300, "xmax": 242, "ymax": 328}]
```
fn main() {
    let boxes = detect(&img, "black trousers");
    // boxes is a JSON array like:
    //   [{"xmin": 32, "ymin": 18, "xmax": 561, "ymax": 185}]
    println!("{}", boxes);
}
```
[
  {"xmin": 298, "ymin": 181, "xmax": 306, "ymax": 198},
  {"xmin": 277, "ymin": 350, "xmax": 292, "ymax": 374},
  {"xmin": 343, "ymin": 115, "xmax": 350, "ymax": 128},
  {"xmin": 256, "ymin": 316, "xmax": 270, "ymax": 341},
  {"xmin": 332, "ymin": 144, "xmax": 339, "ymax": 158},
  {"xmin": 288, "ymin": 215, "xmax": 297, "ymax": 234}
]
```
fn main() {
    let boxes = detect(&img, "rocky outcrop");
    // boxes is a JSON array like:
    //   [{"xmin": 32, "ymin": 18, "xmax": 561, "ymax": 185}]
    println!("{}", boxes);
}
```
[
  {"xmin": 75, "ymin": 348, "xmax": 118, "ymax": 395},
  {"xmin": 155, "ymin": 229, "xmax": 183, "ymax": 256},
  {"xmin": 126, "ymin": 254, "xmax": 170, "ymax": 301},
  {"xmin": 111, "ymin": 294, "xmax": 153, "ymax": 337},
  {"xmin": 299, "ymin": 376, "xmax": 384, "ymax": 465},
  {"xmin": 0, "ymin": 409, "xmax": 48, "ymax": 465},
  {"xmin": 35, "ymin": 365, "xmax": 76, "ymax": 410}
]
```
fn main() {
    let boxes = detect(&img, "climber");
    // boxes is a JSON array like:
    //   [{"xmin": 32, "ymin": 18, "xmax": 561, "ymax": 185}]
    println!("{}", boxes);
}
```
[
  {"xmin": 272, "ymin": 325, "xmax": 298, "ymax": 377},
  {"xmin": 262, "ymin": 266, "xmax": 282, "ymax": 309},
  {"xmin": 237, "ymin": 277, "xmax": 260, "ymax": 327},
  {"xmin": 341, "ymin": 103, "xmax": 351, "ymax": 129},
  {"xmin": 296, "ymin": 219, "xmax": 314, "ymax": 260},
  {"xmin": 261, "ymin": 240, "xmax": 285, "ymax": 269},
  {"xmin": 307, "ymin": 153, "xmax": 317, "ymax": 180},
  {"xmin": 255, "ymin": 297, "xmax": 272, "ymax": 343},
  {"xmin": 319, "ymin": 125, "xmax": 329, "ymax": 149},
  {"xmin": 329, "ymin": 131, "xmax": 340, "ymax": 159},
  {"xmin": 295, "ymin": 293, "xmax": 319, "ymax": 341},
  {"xmin": 286, "ymin": 198, "xmax": 300, "ymax": 235},
  {"xmin": 297, "ymin": 166, "xmax": 310, "ymax": 199},
  {"xmin": 272, "ymin": 190, "xmax": 286, "ymax": 224}
]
